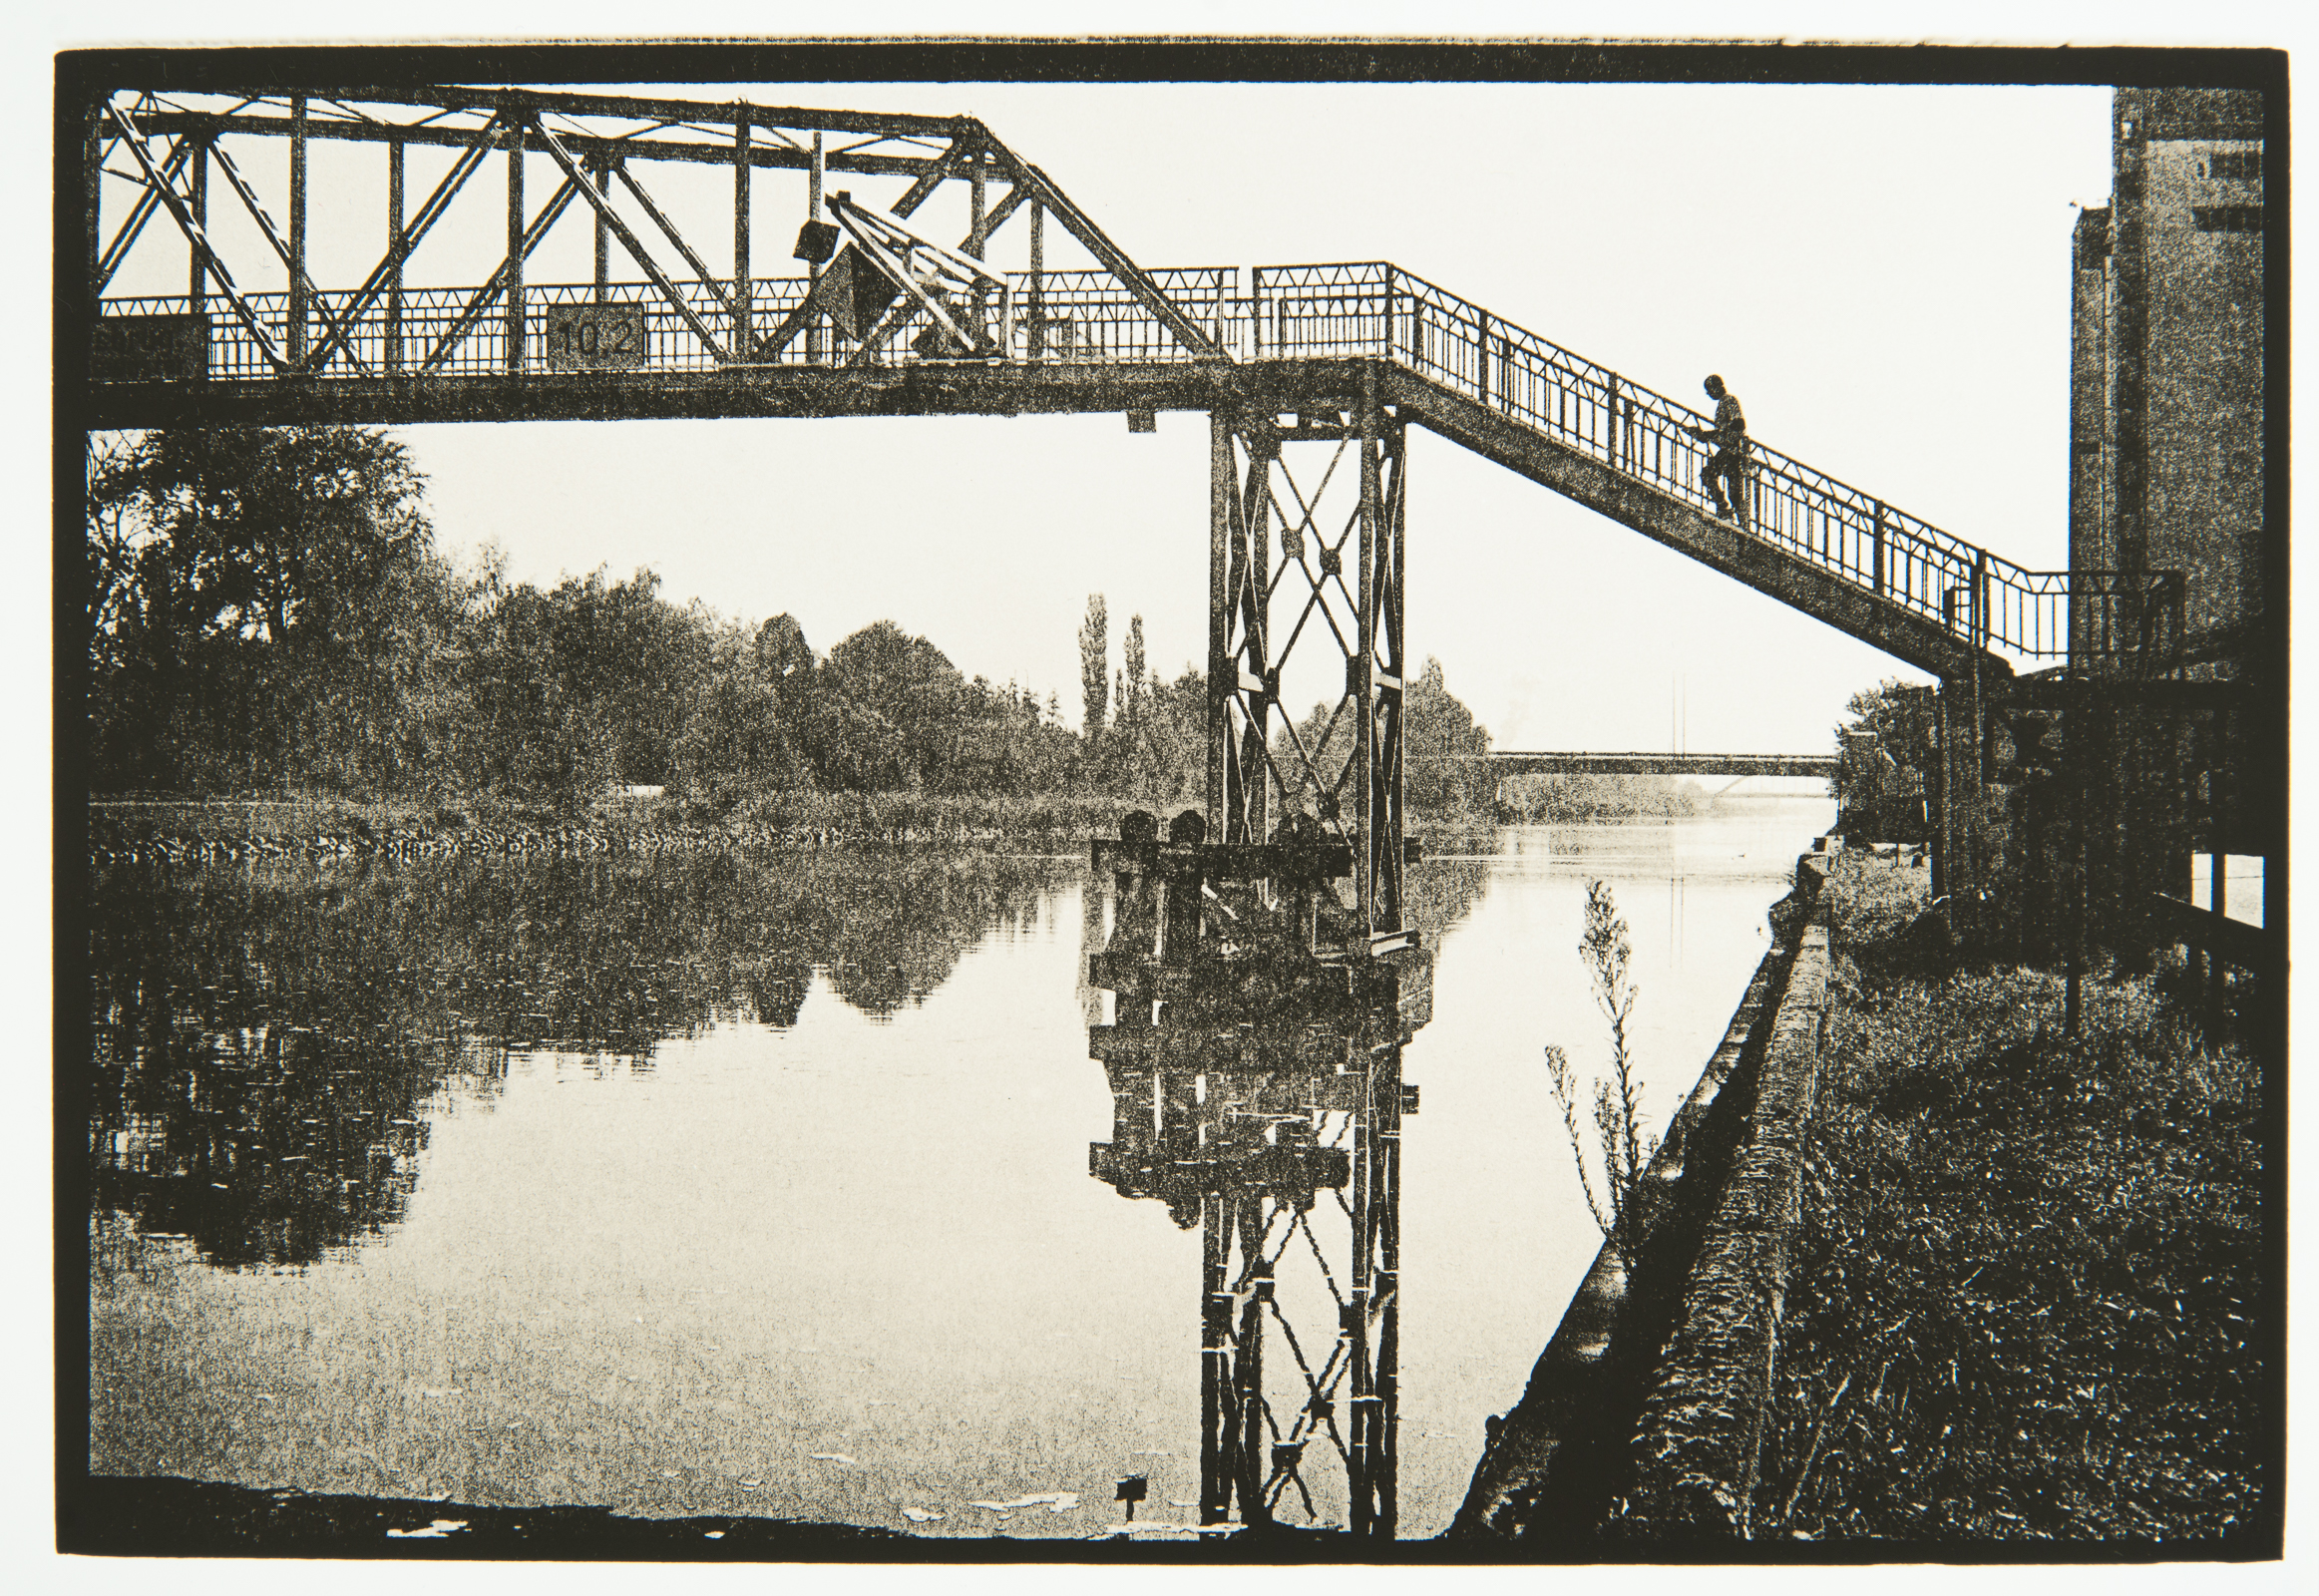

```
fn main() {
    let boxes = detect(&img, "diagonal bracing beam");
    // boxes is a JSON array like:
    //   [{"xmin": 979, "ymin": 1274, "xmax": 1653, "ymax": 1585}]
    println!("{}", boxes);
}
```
[
  {"xmin": 533, "ymin": 121, "xmax": 730, "ymax": 363},
  {"xmin": 97, "ymin": 126, "xmax": 196, "ymax": 290},
  {"xmin": 202, "ymin": 137, "xmax": 375, "ymax": 376},
  {"xmin": 981, "ymin": 137, "xmax": 1230, "ymax": 363},
  {"xmin": 611, "ymin": 162, "xmax": 733, "ymax": 317},
  {"xmin": 294, "ymin": 121, "xmax": 499, "ymax": 375},
  {"xmin": 103, "ymin": 105, "xmax": 289, "ymax": 373},
  {"xmin": 416, "ymin": 175, "xmax": 581, "ymax": 373},
  {"xmin": 884, "ymin": 134, "xmax": 973, "ymax": 218}
]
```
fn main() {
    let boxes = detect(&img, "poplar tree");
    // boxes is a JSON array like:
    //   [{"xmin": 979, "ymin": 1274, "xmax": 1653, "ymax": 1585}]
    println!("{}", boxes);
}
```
[
  {"xmin": 1078, "ymin": 594, "xmax": 1109, "ymax": 740},
  {"xmin": 1123, "ymin": 613, "xmax": 1147, "ymax": 730}
]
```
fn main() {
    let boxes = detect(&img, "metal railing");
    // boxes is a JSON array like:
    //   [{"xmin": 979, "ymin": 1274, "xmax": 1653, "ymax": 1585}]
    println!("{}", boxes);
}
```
[
  {"xmin": 1245, "ymin": 262, "xmax": 2067, "ymax": 661},
  {"xmin": 1011, "ymin": 266, "xmax": 1234, "ymax": 363},
  {"xmin": 101, "ymin": 258, "xmax": 2078, "ymax": 658}
]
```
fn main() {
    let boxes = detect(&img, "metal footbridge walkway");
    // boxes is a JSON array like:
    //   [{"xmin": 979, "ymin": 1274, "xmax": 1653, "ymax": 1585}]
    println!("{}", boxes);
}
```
[{"xmin": 80, "ymin": 86, "xmax": 2125, "ymax": 687}]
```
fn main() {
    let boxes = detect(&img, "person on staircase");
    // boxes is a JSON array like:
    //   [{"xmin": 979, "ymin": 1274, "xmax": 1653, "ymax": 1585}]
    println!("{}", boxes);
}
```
[{"xmin": 1693, "ymin": 374, "xmax": 1751, "ymax": 528}]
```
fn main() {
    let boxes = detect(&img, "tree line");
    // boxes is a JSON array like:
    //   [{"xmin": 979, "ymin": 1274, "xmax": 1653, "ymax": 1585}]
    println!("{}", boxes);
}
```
[{"xmin": 85, "ymin": 425, "xmax": 1499, "ymax": 820}]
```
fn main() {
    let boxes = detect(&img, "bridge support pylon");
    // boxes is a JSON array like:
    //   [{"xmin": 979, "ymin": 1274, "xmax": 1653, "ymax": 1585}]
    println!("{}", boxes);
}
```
[{"xmin": 1207, "ymin": 363, "xmax": 1408, "ymax": 935}]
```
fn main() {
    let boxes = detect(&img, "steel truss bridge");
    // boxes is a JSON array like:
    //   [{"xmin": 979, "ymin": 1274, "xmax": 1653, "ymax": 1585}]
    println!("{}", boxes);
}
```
[
  {"xmin": 80, "ymin": 85, "xmax": 2164, "ymax": 894},
  {"xmin": 78, "ymin": 84, "xmax": 2136, "ymax": 1536}
]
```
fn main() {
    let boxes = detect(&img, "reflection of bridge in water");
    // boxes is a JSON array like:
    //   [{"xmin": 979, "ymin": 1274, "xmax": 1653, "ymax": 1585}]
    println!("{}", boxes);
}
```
[{"xmin": 1081, "ymin": 809, "xmax": 1428, "ymax": 1537}]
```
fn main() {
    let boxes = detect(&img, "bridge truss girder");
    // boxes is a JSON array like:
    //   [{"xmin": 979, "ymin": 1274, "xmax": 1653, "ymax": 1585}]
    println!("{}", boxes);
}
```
[
  {"xmin": 1208, "ymin": 368, "xmax": 1407, "ymax": 937},
  {"xmin": 81, "ymin": 83, "xmax": 1224, "ymax": 389}
]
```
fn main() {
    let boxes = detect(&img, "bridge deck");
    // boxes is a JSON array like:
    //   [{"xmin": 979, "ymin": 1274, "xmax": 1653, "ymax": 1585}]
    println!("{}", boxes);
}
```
[{"xmin": 92, "ymin": 261, "xmax": 2052, "ymax": 680}]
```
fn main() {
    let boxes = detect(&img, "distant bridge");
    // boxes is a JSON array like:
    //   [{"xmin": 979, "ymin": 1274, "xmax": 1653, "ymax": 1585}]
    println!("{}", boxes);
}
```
[{"xmin": 1481, "ymin": 751, "xmax": 1835, "ymax": 779}]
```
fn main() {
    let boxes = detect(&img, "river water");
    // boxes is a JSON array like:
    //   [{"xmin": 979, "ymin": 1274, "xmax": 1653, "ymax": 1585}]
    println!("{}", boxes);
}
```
[{"xmin": 87, "ymin": 801, "xmax": 1830, "ymax": 1541}]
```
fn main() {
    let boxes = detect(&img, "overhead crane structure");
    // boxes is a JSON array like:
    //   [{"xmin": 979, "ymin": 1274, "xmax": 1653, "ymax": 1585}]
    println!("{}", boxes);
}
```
[{"xmin": 81, "ymin": 83, "xmax": 2146, "ymax": 909}]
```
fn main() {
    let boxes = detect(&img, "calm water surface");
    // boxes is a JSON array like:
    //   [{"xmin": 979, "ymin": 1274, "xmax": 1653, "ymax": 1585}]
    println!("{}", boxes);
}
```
[{"xmin": 89, "ymin": 801, "xmax": 1830, "ymax": 1539}]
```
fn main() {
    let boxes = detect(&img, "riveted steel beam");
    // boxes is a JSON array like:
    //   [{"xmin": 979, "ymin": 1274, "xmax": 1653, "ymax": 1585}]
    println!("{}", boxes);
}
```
[{"xmin": 132, "ymin": 109, "xmax": 936, "ymax": 178}]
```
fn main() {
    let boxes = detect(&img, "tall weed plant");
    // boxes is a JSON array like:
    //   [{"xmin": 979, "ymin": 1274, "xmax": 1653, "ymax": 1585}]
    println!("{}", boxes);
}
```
[{"xmin": 1546, "ymin": 878, "xmax": 1660, "ymax": 1267}]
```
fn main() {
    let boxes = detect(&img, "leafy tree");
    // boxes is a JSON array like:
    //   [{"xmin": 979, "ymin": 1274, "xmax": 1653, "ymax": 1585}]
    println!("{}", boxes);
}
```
[
  {"xmin": 754, "ymin": 612, "xmax": 814, "ymax": 680},
  {"xmin": 464, "ymin": 578, "xmax": 616, "ymax": 796},
  {"xmin": 1141, "ymin": 664, "xmax": 1210, "ymax": 805},
  {"xmin": 789, "ymin": 619, "xmax": 971, "ymax": 792},
  {"xmin": 99, "ymin": 427, "xmax": 431, "ymax": 647},
  {"xmin": 945, "ymin": 675, "xmax": 1078, "ymax": 797},
  {"xmin": 86, "ymin": 426, "xmax": 445, "ymax": 792},
  {"xmin": 672, "ymin": 624, "xmax": 806, "ymax": 805},
  {"xmin": 1833, "ymin": 678, "xmax": 1936, "ymax": 841},
  {"xmin": 1403, "ymin": 655, "xmax": 1494, "ymax": 811},
  {"xmin": 1122, "ymin": 613, "xmax": 1147, "ymax": 731},
  {"xmin": 458, "ymin": 566, "xmax": 717, "ymax": 800}
]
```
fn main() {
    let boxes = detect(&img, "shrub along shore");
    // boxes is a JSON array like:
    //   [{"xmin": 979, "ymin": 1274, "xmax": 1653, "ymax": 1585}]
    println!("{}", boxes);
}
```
[
  {"xmin": 1696, "ymin": 850, "xmax": 2269, "ymax": 1545},
  {"xmin": 86, "ymin": 789, "xmax": 1516, "ymax": 866}
]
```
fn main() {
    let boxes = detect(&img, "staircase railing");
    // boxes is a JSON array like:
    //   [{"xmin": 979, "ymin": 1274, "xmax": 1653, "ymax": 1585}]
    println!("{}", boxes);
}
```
[
  {"xmin": 1249, "ymin": 262, "xmax": 2068, "ymax": 662},
  {"xmin": 100, "ymin": 258, "xmax": 2078, "ymax": 659}
]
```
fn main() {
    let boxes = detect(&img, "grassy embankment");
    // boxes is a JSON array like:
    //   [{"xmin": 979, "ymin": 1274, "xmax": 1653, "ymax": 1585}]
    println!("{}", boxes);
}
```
[{"xmin": 1749, "ymin": 851, "xmax": 2266, "ymax": 1541}]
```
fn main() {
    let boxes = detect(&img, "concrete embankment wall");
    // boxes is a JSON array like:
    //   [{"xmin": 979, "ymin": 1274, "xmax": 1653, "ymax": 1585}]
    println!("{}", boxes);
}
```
[
  {"xmin": 1450, "ymin": 851, "xmax": 1835, "ymax": 1545},
  {"xmin": 1614, "ymin": 863, "xmax": 1832, "ymax": 1539}
]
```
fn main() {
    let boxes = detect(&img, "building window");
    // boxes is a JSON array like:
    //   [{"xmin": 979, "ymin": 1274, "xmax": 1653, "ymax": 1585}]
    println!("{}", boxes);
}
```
[
  {"xmin": 2192, "ymin": 204, "xmax": 2264, "ymax": 233},
  {"xmin": 2207, "ymin": 149, "xmax": 2262, "ymax": 181}
]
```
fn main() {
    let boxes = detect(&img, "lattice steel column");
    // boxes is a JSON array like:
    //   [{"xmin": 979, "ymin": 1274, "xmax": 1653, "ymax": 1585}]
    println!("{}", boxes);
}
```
[
  {"xmin": 1206, "ymin": 370, "xmax": 1408, "ymax": 936},
  {"xmin": 1208, "ymin": 406, "xmax": 1273, "ymax": 849},
  {"xmin": 1350, "ymin": 1034, "xmax": 1404, "ymax": 1536},
  {"xmin": 1201, "ymin": 1187, "xmax": 1233, "ymax": 1525},
  {"xmin": 1356, "ymin": 365, "xmax": 1410, "ymax": 937},
  {"xmin": 1085, "ymin": 837, "xmax": 1426, "ymax": 1538}
]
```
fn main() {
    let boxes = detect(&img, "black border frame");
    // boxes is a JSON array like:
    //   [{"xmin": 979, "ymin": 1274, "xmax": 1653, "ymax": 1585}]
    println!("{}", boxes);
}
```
[{"xmin": 52, "ymin": 37, "xmax": 2290, "ymax": 1566}]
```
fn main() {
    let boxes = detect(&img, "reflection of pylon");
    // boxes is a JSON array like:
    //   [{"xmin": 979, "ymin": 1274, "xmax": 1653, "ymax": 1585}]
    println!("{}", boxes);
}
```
[{"xmin": 1085, "ymin": 816, "xmax": 1427, "ymax": 1536}]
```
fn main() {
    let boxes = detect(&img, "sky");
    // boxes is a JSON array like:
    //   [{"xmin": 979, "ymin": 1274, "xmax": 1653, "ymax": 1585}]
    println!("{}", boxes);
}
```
[{"xmin": 95, "ymin": 75, "xmax": 2115, "ymax": 759}]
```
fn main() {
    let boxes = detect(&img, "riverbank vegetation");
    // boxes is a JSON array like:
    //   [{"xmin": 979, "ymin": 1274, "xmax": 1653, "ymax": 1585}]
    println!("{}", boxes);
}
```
[
  {"xmin": 1755, "ymin": 851, "xmax": 2265, "ymax": 1541},
  {"xmin": 1494, "ymin": 773, "xmax": 1708, "ymax": 825},
  {"xmin": 1826, "ymin": 678, "xmax": 1935, "ymax": 843},
  {"xmin": 86, "ymin": 425, "xmax": 1710, "ymax": 845}
]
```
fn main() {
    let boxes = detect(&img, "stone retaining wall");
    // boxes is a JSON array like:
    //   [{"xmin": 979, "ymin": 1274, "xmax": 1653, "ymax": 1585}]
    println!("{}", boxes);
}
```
[{"xmin": 1610, "ymin": 858, "xmax": 1834, "ymax": 1540}]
